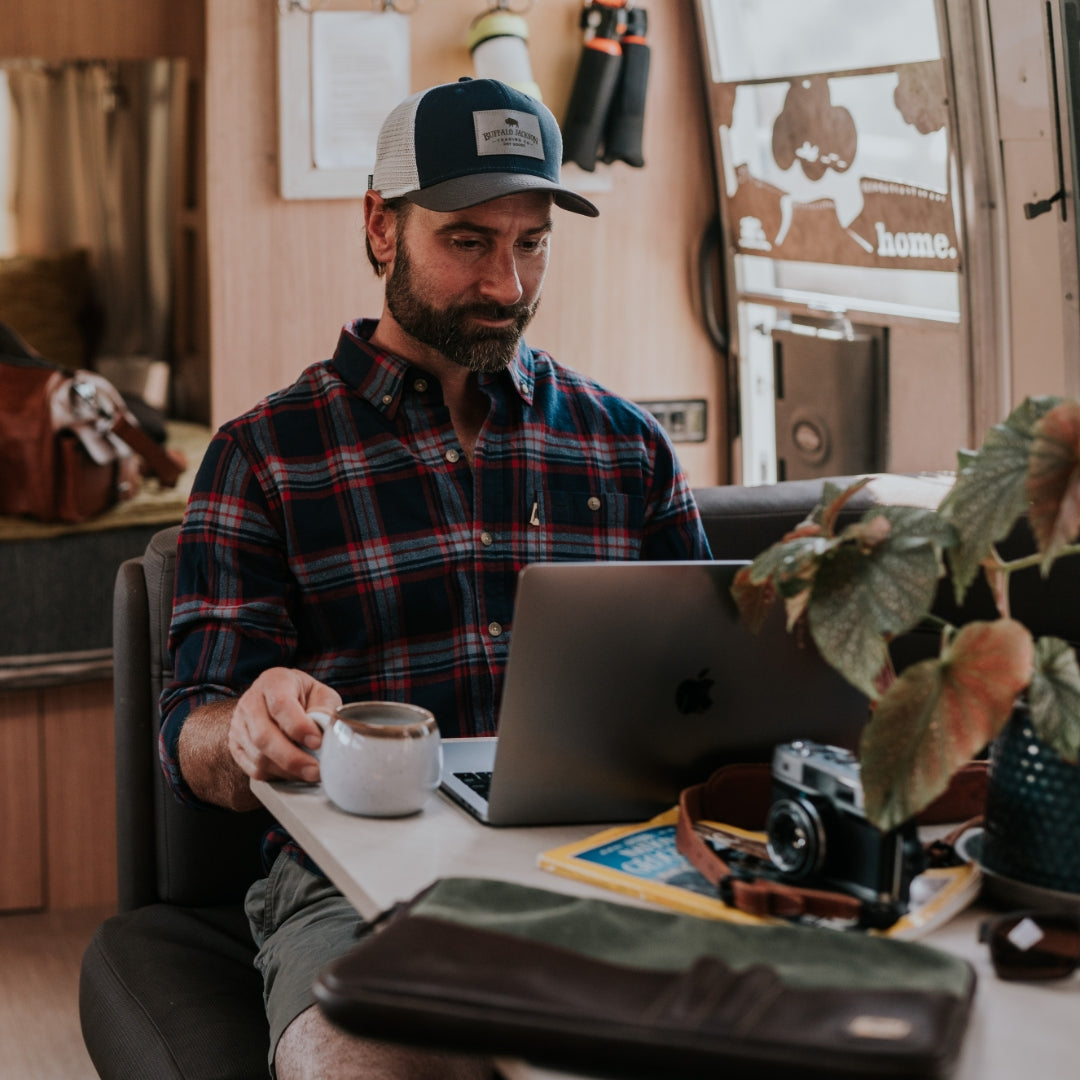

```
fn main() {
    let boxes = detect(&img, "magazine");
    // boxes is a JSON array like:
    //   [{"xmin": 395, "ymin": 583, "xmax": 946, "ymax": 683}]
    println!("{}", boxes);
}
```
[{"xmin": 538, "ymin": 807, "xmax": 982, "ymax": 940}]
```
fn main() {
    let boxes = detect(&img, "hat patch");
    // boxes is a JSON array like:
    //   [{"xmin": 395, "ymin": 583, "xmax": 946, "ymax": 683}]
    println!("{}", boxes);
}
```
[{"xmin": 473, "ymin": 109, "xmax": 545, "ymax": 161}]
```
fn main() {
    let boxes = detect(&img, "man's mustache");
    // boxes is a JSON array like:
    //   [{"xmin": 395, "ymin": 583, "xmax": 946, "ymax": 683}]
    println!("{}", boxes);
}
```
[{"xmin": 457, "ymin": 301, "xmax": 533, "ymax": 323}]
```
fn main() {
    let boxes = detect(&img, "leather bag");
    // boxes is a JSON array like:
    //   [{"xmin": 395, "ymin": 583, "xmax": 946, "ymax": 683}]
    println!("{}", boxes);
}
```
[
  {"xmin": 315, "ymin": 876, "xmax": 976, "ymax": 1079},
  {"xmin": 0, "ymin": 353, "xmax": 183, "ymax": 524}
]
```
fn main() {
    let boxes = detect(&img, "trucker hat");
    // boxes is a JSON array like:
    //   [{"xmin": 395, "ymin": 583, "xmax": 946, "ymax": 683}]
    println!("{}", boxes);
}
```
[{"xmin": 369, "ymin": 77, "xmax": 599, "ymax": 217}]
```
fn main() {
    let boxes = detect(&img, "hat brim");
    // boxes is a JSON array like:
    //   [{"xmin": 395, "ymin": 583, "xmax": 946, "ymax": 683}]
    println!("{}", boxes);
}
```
[{"xmin": 405, "ymin": 172, "xmax": 599, "ymax": 218}]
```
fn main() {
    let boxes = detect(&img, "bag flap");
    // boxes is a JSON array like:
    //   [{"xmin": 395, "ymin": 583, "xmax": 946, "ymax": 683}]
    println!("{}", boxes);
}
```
[{"xmin": 408, "ymin": 878, "xmax": 973, "ymax": 996}]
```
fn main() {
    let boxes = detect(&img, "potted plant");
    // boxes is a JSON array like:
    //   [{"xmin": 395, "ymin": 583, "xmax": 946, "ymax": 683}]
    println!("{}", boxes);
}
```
[{"xmin": 733, "ymin": 395, "xmax": 1080, "ymax": 891}]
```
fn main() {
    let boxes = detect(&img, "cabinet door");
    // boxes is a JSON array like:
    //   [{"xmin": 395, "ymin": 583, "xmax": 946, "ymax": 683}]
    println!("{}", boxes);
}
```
[
  {"xmin": 42, "ymin": 681, "xmax": 117, "ymax": 909},
  {"xmin": 0, "ymin": 691, "xmax": 44, "ymax": 911}
]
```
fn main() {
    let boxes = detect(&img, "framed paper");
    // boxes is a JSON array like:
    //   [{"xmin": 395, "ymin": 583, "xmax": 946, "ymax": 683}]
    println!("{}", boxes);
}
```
[{"xmin": 278, "ymin": 7, "xmax": 410, "ymax": 200}]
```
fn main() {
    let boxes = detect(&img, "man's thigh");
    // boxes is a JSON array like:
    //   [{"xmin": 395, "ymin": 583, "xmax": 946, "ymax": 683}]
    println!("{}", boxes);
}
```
[
  {"xmin": 245, "ymin": 852, "xmax": 366, "ymax": 1073},
  {"xmin": 245, "ymin": 854, "xmax": 495, "ymax": 1080}
]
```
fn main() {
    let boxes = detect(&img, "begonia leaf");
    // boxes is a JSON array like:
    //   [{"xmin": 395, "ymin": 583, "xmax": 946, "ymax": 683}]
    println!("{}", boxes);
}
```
[
  {"xmin": 731, "ymin": 565, "xmax": 776, "ymax": 635},
  {"xmin": 733, "ymin": 527, "xmax": 834, "ymax": 632},
  {"xmin": 859, "ymin": 619, "xmax": 1034, "ymax": 831},
  {"xmin": 806, "ymin": 506, "xmax": 950, "ymax": 699},
  {"xmin": 1029, "ymin": 636, "xmax": 1080, "ymax": 764},
  {"xmin": 940, "ymin": 396, "xmax": 1060, "ymax": 602},
  {"xmin": 1027, "ymin": 401, "xmax": 1080, "ymax": 570},
  {"xmin": 816, "ymin": 477, "xmax": 873, "ymax": 535}
]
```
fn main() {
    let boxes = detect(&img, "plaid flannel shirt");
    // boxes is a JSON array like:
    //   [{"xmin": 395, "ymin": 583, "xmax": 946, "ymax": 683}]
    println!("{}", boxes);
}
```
[{"xmin": 159, "ymin": 319, "xmax": 710, "ymax": 868}]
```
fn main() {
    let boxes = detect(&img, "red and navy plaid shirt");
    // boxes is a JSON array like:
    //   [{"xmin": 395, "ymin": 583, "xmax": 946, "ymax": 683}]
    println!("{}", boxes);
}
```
[{"xmin": 159, "ymin": 320, "xmax": 710, "ymax": 865}]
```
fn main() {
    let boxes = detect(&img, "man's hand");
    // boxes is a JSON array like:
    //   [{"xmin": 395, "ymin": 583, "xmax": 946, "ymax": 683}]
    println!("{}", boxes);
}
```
[
  {"xmin": 179, "ymin": 668, "xmax": 342, "ymax": 811},
  {"xmin": 229, "ymin": 667, "xmax": 342, "ymax": 784}
]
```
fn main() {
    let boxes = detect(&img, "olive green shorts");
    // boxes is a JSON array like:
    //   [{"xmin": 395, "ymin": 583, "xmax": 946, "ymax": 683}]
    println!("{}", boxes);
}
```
[{"xmin": 244, "ymin": 852, "xmax": 366, "ymax": 1076}]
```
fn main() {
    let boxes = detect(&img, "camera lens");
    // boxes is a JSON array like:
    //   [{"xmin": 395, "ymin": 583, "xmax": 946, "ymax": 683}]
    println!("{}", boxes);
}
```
[{"xmin": 766, "ymin": 798, "xmax": 823, "ymax": 878}]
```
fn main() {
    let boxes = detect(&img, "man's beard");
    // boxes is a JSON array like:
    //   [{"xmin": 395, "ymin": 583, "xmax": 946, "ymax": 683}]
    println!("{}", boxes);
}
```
[{"xmin": 384, "ymin": 241, "xmax": 539, "ymax": 374}]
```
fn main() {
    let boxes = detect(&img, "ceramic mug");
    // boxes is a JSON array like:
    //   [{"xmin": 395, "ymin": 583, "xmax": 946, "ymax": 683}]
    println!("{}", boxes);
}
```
[{"xmin": 305, "ymin": 701, "xmax": 442, "ymax": 817}]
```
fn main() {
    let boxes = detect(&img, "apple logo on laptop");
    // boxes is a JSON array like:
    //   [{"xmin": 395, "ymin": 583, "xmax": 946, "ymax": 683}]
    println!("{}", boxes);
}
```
[{"xmin": 675, "ymin": 668, "xmax": 714, "ymax": 714}]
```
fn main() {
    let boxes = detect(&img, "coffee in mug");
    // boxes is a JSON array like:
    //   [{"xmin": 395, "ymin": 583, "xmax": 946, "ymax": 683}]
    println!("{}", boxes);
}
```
[{"xmin": 306, "ymin": 701, "xmax": 442, "ymax": 817}]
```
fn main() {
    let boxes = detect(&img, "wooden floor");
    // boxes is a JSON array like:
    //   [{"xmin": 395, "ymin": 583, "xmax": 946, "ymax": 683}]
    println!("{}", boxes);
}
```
[{"xmin": 0, "ymin": 905, "xmax": 113, "ymax": 1080}]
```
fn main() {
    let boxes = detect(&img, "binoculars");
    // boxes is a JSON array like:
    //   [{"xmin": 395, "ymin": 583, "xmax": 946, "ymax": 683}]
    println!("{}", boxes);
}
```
[{"xmin": 563, "ymin": 1, "xmax": 651, "ymax": 171}]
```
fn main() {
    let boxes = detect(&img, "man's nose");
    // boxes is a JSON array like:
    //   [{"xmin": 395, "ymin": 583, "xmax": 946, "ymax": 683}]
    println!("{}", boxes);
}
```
[{"xmin": 478, "ymin": 247, "xmax": 524, "ymax": 306}]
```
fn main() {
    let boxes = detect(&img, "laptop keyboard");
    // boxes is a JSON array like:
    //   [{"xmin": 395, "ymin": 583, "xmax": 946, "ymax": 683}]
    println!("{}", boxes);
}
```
[{"xmin": 454, "ymin": 770, "xmax": 492, "ymax": 800}]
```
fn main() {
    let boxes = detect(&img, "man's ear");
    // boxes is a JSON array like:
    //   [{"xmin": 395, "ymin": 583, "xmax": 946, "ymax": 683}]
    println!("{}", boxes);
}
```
[{"xmin": 364, "ymin": 191, "xmax": 398, "ymax": 268}]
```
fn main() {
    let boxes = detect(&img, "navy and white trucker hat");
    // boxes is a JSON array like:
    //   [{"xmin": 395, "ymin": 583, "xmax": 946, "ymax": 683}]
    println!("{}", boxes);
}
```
[{"xmin": 369, "ymin": 77, "xmax": 599, "ymax": 217}]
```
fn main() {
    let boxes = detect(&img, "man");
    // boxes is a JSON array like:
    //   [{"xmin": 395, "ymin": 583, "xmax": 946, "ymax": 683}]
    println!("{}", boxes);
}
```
[{"xmin": 160, "ymin": 77, "xmax": 710, "ymax": 1079}]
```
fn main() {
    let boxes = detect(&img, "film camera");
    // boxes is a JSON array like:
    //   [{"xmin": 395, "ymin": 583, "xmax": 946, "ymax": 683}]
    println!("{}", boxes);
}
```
[{"xmin": 764, "ymin": 741, "xmax": 926, "ymax": 922}]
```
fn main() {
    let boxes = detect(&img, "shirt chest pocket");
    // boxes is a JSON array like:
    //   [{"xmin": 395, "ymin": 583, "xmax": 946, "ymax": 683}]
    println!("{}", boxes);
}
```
[{"xmin": 528, "ymin": 489, "xmax": 645, "ymax": 561}]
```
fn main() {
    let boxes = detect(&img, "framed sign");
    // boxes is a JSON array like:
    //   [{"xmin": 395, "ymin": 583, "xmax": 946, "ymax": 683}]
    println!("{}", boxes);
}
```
[{"xmin": 277, "ymin": 5, "xmax": 410, "ymax": 200}]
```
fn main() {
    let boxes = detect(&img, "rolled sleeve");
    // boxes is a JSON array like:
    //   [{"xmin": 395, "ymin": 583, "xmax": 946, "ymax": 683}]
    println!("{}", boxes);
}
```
[{"xmin": 158, "ymin": 431, "xmax": 298, "ymax": 807}]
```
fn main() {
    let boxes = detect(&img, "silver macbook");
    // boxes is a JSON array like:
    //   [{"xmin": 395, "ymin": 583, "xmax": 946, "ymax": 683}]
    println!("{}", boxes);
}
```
[{"xmin": 440, "ymin": 560, "xmax": 870, "ymax": 827}]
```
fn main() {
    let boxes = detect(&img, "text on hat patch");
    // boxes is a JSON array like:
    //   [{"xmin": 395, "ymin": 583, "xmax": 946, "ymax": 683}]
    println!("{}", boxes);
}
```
[{"xmin": 473, "ymin": 109, "xmax": 545, "ymax": 160}]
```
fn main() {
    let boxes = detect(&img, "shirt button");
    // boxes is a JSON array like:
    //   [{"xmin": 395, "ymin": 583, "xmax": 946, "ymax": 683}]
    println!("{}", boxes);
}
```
[
  {"xmin": 480, "ymin": 531, "xmax": 493, "ymax": 547},
  {"xmin": 414, "ymin": 378, "xmax": 428, "ymax": 393},
  {"xmin": 488, "ymin": 621, "xmax": 504, "ymax": 638},
  {"xmin": 587, "ymin": 496, "xmax": 601, "ymax": 511},
  {"xmin": 445, "ymin": 448, "xmax": 461, "ymax": 464},
  {"xmin": 381, "ymin": 394, "xmax": 393, "ymax": 406}
]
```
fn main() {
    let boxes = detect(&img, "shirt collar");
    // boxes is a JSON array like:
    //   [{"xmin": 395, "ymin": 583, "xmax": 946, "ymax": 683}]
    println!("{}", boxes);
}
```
[{"xmin": 331, "ymin": 319, "xmax": 535, "ymax": 415}]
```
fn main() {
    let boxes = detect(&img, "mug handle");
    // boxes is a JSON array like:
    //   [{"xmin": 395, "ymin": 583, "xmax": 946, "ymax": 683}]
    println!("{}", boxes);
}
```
[
  {"xmin": 426, "ymin": 742, "xmax": 444, "ymax": 792},
  {"xmin": 303, "ymin": 709, "xmax": 333, "ymax": 759}
]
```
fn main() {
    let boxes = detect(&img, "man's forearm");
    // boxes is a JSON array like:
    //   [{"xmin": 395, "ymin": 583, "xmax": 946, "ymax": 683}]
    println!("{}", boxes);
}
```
[{"xmin": 178, "ymin": 700, "xmax": 262, "ymax": 811}]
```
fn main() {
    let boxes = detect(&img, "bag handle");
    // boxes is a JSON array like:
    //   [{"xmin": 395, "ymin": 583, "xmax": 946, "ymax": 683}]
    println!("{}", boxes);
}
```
[
  {"xmin": 675, "ymin": 760, "xmax": 987, "ymax": 927},
  {"xmin": 110, "ymin": 411, "xmax": 184, "ymax": 487}
]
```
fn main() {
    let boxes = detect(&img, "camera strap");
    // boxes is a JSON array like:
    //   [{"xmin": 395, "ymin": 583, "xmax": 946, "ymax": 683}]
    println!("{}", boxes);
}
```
[{"xmin": 675, "ymin": 761, "xmax": 988, "ymax": 927}]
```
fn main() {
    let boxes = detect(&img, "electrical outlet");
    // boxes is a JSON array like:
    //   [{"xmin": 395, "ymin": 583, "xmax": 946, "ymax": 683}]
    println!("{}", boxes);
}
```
[{"xmin": 636, "ymin": 399, "xmax": 708, "ymax": 443}]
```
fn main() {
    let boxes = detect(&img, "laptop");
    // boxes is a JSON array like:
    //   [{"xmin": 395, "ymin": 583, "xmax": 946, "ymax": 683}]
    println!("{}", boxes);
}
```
[{"xmin": 439, "ymin": 560, "xmax": 870, "ymax": 826}]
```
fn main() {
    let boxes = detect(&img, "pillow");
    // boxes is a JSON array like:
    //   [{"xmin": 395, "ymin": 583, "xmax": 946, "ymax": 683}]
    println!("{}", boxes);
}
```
[{"xmin": 0, "ymin": 249, "xmax": 96, "ymax": 370}]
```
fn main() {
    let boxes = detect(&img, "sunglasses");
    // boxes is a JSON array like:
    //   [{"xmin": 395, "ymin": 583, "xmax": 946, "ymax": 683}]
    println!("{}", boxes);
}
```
[{"xmin": 979, "ymin": 910, "xmax": 1080, "ymax": 981}]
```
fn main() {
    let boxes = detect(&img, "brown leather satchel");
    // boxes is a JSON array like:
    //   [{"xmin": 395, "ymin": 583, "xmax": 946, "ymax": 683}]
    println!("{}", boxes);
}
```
[{"xmin": 0, "ymin": 352, "xmax": 184, "ymax": 524}]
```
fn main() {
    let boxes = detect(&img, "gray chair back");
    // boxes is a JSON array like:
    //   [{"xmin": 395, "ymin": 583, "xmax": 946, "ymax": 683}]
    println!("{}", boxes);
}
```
[{"xmin": 112, "ymin": 525, "xmax": 272, "ymax": 910}]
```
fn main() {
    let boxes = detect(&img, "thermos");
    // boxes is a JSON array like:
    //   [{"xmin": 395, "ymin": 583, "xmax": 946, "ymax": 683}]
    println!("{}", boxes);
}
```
[{"xmin": 468, "ymin": 9, "xmax": 542, "ymax": 101}]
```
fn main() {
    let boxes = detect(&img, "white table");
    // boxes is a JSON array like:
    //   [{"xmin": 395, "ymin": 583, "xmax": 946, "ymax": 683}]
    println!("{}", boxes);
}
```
[{"xmin": 251, "ymin": 778, "xmax": 1077, "ymax": 1080}]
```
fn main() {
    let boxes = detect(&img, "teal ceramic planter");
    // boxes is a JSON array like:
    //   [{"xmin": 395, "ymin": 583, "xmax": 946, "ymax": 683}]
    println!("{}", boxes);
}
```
[{"xmin": 981, "ymin": 711, "xmax": 1080, "ymax": 894}]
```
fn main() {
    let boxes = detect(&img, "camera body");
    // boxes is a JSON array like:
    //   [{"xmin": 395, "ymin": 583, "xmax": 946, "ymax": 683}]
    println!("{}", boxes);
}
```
[{"xmin": 765, "ymin": 741, "xmax": 925, "ymax": 915}]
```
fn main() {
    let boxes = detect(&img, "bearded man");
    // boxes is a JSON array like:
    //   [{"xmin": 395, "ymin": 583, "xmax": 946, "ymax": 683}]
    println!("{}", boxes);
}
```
[{"xmin": 160, "ymin": 78, "xmax": 709, "ymax": 1080}]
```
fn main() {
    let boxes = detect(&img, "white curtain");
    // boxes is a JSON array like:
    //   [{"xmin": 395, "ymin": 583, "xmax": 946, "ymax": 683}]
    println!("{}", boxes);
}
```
[
  {"xmin": 2, "ymin": 59, "xmax": 183, "ymax": 366},
  {"xmin": 0, "ymin": 72, "xmax": 15, "ymax": 256}
]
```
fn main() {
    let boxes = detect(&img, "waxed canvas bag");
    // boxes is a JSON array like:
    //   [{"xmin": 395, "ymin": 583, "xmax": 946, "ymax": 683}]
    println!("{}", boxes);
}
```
[{"xmin": 315, "ymin": 877, "xmax": 976, "ymax": 1079}]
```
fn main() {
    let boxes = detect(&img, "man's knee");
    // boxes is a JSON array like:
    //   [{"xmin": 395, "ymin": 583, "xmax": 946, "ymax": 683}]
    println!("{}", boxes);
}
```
[{"xmin": 275, "ymin": 1004, "xmax": 496, "ymax": 1080}]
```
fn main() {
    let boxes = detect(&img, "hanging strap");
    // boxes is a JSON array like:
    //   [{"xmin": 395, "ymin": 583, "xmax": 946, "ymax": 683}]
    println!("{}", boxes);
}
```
[{"xmin": 110, "ymin": 411, "xmax": 185, "ymax": 487}]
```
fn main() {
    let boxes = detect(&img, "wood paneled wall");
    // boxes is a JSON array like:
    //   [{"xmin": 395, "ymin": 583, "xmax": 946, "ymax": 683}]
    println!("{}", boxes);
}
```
[
  {"xmin": 0, "ymin": 682, "xmax": 116, "ymax": 912},
  {"xmin": 203, "ymin": 0, "xmax": 724, "ymax": 485},
  {"xmin": 0, "ymin": 691, "xmax": 43, "ymax": 911},
  {"xmin": 0, "ymin": 0, "xmax": 203, "ymax": 64}
]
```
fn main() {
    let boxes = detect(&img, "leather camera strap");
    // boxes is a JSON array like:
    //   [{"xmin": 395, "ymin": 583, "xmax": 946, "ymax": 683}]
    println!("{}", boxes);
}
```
[{"xmin": 675, "ymin": 760, "xmax": 988, "ymax": 925}]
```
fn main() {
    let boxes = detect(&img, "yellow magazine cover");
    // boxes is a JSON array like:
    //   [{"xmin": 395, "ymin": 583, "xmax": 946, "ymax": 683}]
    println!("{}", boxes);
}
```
[{"xmin": 538, "ymin": 807, "xmax": 982, "ymax": 940}]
